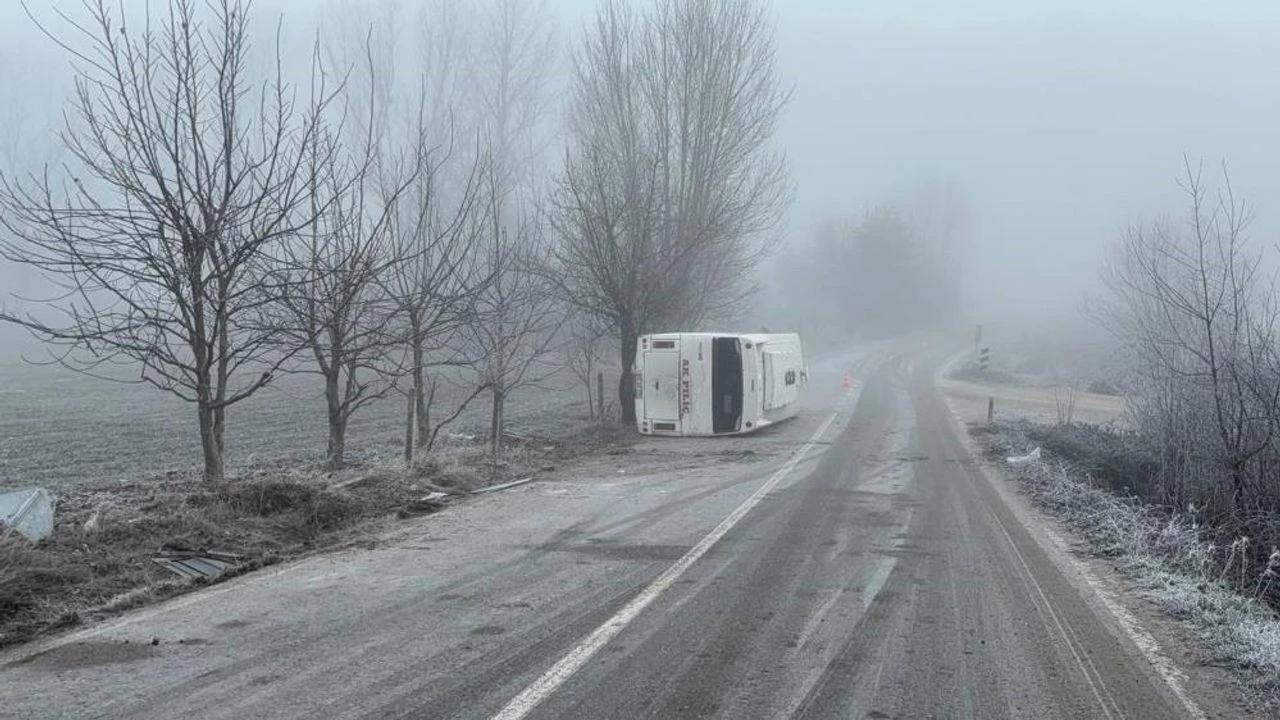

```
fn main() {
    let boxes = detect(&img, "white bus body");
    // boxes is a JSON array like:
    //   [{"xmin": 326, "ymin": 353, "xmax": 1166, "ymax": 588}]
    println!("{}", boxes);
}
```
[{"xmin": 634, "ymin": 332, "xmax": 806, "ymax": 436}]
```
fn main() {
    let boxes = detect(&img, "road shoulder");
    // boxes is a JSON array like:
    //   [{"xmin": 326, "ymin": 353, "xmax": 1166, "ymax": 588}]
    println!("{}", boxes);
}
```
[{"xmin": 938, "ymin": 367, "xmax": 1256, "ymax": 720}]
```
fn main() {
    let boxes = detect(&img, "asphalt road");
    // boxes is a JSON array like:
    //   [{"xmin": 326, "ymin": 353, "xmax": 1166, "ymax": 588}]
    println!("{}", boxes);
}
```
[{"xmin": 0, "ymin": 341, "xmax": 1197, "ymax": 719}]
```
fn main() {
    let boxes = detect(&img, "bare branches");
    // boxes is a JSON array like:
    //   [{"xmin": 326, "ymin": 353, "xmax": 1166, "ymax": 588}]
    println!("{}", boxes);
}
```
[
  {"xmin": 388, "ymin": 130, "xmax": 493, "ymax": 461},
  {"xmin": 561, "ymin": 313, "xmax": 609, "ymax": 420},
  {"xmin": 469, "ymin": 0, "xmax": 558, "ymax": 197},
  {"xmin": 467, "ymin": 176, "xmax": 567, "ymax": 456},
  {"xmin": 0, "ymin": 0, "xmax": 335, "ymax": 481},
  {"xmin": 269, "ymin": 36, "xmax": 424, "ymax": 470},
  {"xmin": 1097, "ymin": 161, "xmax": 1277, "ymax": 512}
]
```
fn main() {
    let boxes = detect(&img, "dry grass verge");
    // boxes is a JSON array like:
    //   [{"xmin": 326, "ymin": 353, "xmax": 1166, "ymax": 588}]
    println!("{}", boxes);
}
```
[
  {"xmin": 0, "ymin": 421, "xmax": 633, "ymax": 650},
  {"xmin": 0, "ymin": 475, "xmax": 417, "ymax": 649},
  {"xmin": 973, "ymin": 420, "xmax": 1280, "ymax": 713}
]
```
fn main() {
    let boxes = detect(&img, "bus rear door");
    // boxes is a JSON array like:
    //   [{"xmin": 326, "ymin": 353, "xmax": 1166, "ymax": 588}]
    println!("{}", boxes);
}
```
[{"xmin": 642, "ymin": 347, "xmax": 680, "ymax": 431}]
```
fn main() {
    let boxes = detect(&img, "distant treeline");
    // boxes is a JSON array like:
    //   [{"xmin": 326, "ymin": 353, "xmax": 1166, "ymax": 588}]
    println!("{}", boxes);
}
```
[{"xmin": 775, "ymin": 185, "xmax": 969, "ymax": 340}]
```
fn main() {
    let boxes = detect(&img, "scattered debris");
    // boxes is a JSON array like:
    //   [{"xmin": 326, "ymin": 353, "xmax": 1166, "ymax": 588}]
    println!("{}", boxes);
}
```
[
  {"xmin": 469, "ymin": 477, "xmax": 535, "ymax": 495},
  {"xmin": 0, "ymin": 487, "xmax": 56, "ymax": 542},
  {"xmin": 398, "ymin": 492, "xmax": 451, "ymax": 518},
  {"xmin": 151, "ymin": 549, "xmax": 243, "ymax": 580},
  {"xmin": 1006, "ymin": 447, "xmax": 1042, "ymax": 467}
]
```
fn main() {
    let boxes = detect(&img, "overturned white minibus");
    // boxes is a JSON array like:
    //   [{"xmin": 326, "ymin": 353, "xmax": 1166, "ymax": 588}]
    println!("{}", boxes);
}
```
[{"xmin": 634, "ymin": 333, "xmax": 806, "ymax": 436}]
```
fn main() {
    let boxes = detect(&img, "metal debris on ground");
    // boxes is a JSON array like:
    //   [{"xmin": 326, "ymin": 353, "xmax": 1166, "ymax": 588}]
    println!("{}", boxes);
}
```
[
  {"xmin": 0, "ymin": 487, "xmax": 56, "ymax": 542},
  {"xmin": 152, "ymin": 549, "xmax": 243, "ymax": 580},
  {"xmin": 469, "ymin": 477, "xmax": 534, "ymax": 495},
  {"xmin": 399, "ymin": 491, "xmax": 452, "ymax": 518},
  {"xmin": 1006, "ymin": 447, "xmax": 1042, "ymax": 467}
]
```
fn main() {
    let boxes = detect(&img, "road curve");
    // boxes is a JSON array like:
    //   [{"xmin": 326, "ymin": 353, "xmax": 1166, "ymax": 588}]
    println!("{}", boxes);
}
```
[{"xmin": 0, "ymin": 342, "xmax": 1195, "ymax": 719}]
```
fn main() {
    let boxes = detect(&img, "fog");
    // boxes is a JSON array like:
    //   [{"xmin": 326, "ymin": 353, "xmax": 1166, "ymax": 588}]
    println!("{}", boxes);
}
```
[
  {"xmin": 778, "ymin": 1, "xmax": 1280, "ymax": 319},
  {"xmin": 2, "ymin": 0, "xmax": 1280, "ymax": 358}
]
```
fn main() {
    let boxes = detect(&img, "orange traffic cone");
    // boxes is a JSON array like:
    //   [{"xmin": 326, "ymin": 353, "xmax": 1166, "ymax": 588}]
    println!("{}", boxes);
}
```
[{"xmin": 841, "ymin": 374, "xmax": 853, "ymax": 389}]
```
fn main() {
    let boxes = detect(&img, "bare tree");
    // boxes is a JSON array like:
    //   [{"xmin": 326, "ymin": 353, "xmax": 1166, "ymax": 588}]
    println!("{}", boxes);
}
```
[
  {"xmin": 468, "ymin": 0, "xmax": 558, "ymax": 198},
  {"xmin": 271, "ymin": 40, "xmax": 424, "ymax": 470},
  {"xmin": 1097, "ymin": 160, "xmax": 1278, "ymax": 510},
  {"xmin": 315, "ymin": 3, "xmax": 497, "ymax": 462},
  {"xmin": 552, "ymin": 0, "xmax": 790, "ymax": 424},
  {"xmin": 562, "ymin": 313, "xmax": 608, "ymax": 420},
  {"xmin": 469, "ymin": 178, "xmax": 566, "ymax": 457},
  {"xmin": 447, "ymin": 0, "xmax": 560, "ymax": 457},
  {"xmin": 0, "ymin": 0, "xmax": 333, "ymax": 481},
  {"xmin": 390, "ymin": 139, "xmax": 492, "ymax": 460},
  {"xmin": 413, "ymin": 0, "xmax": 473, "ymax": 146}
]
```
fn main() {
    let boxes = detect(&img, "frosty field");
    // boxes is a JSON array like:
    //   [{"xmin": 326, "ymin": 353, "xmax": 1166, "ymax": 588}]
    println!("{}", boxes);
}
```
[{"xmin": 0, "ymin": 362, "xmax": 596, "ymax": 492}]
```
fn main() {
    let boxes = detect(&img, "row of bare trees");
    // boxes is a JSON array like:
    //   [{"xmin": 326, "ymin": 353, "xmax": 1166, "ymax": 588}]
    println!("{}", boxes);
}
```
[
  {"xmin": 0, "ymin": 0, "xmax": 790, "ymax": 479},
  {"xmin": 1097, "ymin": 159, "xmax": 1280, "ymax": 581}
]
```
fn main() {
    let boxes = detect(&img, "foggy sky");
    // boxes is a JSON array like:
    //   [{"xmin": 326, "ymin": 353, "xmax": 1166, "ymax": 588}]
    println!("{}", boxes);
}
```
[
  {"xmin": 2, "ymin": 0, "xmax": 1279, "ymax": 356},
  {"xmin": 770, "ymin": 0, "xmax": 1280, "ymax": 320}
]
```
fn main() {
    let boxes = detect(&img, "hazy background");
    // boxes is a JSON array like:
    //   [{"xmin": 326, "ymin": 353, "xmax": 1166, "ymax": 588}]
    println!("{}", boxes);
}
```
[{"xmin": 3, "ymin": 0, "xmax": 1279, "ymax": 350}]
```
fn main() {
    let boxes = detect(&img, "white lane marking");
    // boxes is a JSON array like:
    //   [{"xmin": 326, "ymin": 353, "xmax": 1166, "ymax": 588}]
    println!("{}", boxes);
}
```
[{"xmin": 490, "ymin": 399, "xmax": 851, "ymax": 720}]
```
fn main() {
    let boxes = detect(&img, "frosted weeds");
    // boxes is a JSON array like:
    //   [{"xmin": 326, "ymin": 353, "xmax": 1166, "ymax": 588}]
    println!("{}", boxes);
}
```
[{"xmin": 982, "ymin": 423, "xmax": 1280, "ymax": 711}]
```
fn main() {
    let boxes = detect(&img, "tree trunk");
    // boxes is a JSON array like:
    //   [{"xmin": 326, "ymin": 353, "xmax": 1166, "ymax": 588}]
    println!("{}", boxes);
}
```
[
  {"xmin": 403, "ymin": 390, "xmax": 415, "ymax": 464},
  {"xmin": 197, "ymin": 401, "xmax": 224, "ymax": 482},
  {"xmin": 490, "ymin": 387, "xmax": 505, "ymax": 457},
  {"xmin": 325, "ymin": 372, "xmax": 346, "ymax": 470},
  {"xmin": 1231, "ymin": 459, "xmax": 1246, "ymax": 511},
  {"xmin": 327, "ymin": 414, "xmax": 348, "ymax": 471},
  {"xmin": 585, "ymin": 382, "xmax": 595, "ymax": 420},
  {"xmin": 619, "ymin": 322, "xmax": 637, "ymax": 425},
  {"xmin": 412, "ymin": 329, "xmax": 430, "ymax": 452},
  {"xmin": 213, "ymin": 405, "xmax": 226, "ymax": 459},
  {"xmin": 416, "ymin": 375, "xmax": 431, "ymax": 451}
]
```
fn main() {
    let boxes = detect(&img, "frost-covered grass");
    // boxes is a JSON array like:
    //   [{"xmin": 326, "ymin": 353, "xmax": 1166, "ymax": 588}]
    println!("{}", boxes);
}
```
[
  {"xmin": 976, "ymin": 421, "xmax": 1280, "ymax": 712},
  {"xmin": 0, "ymin": 362, "xmax": 604, "ymax": 492}
]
